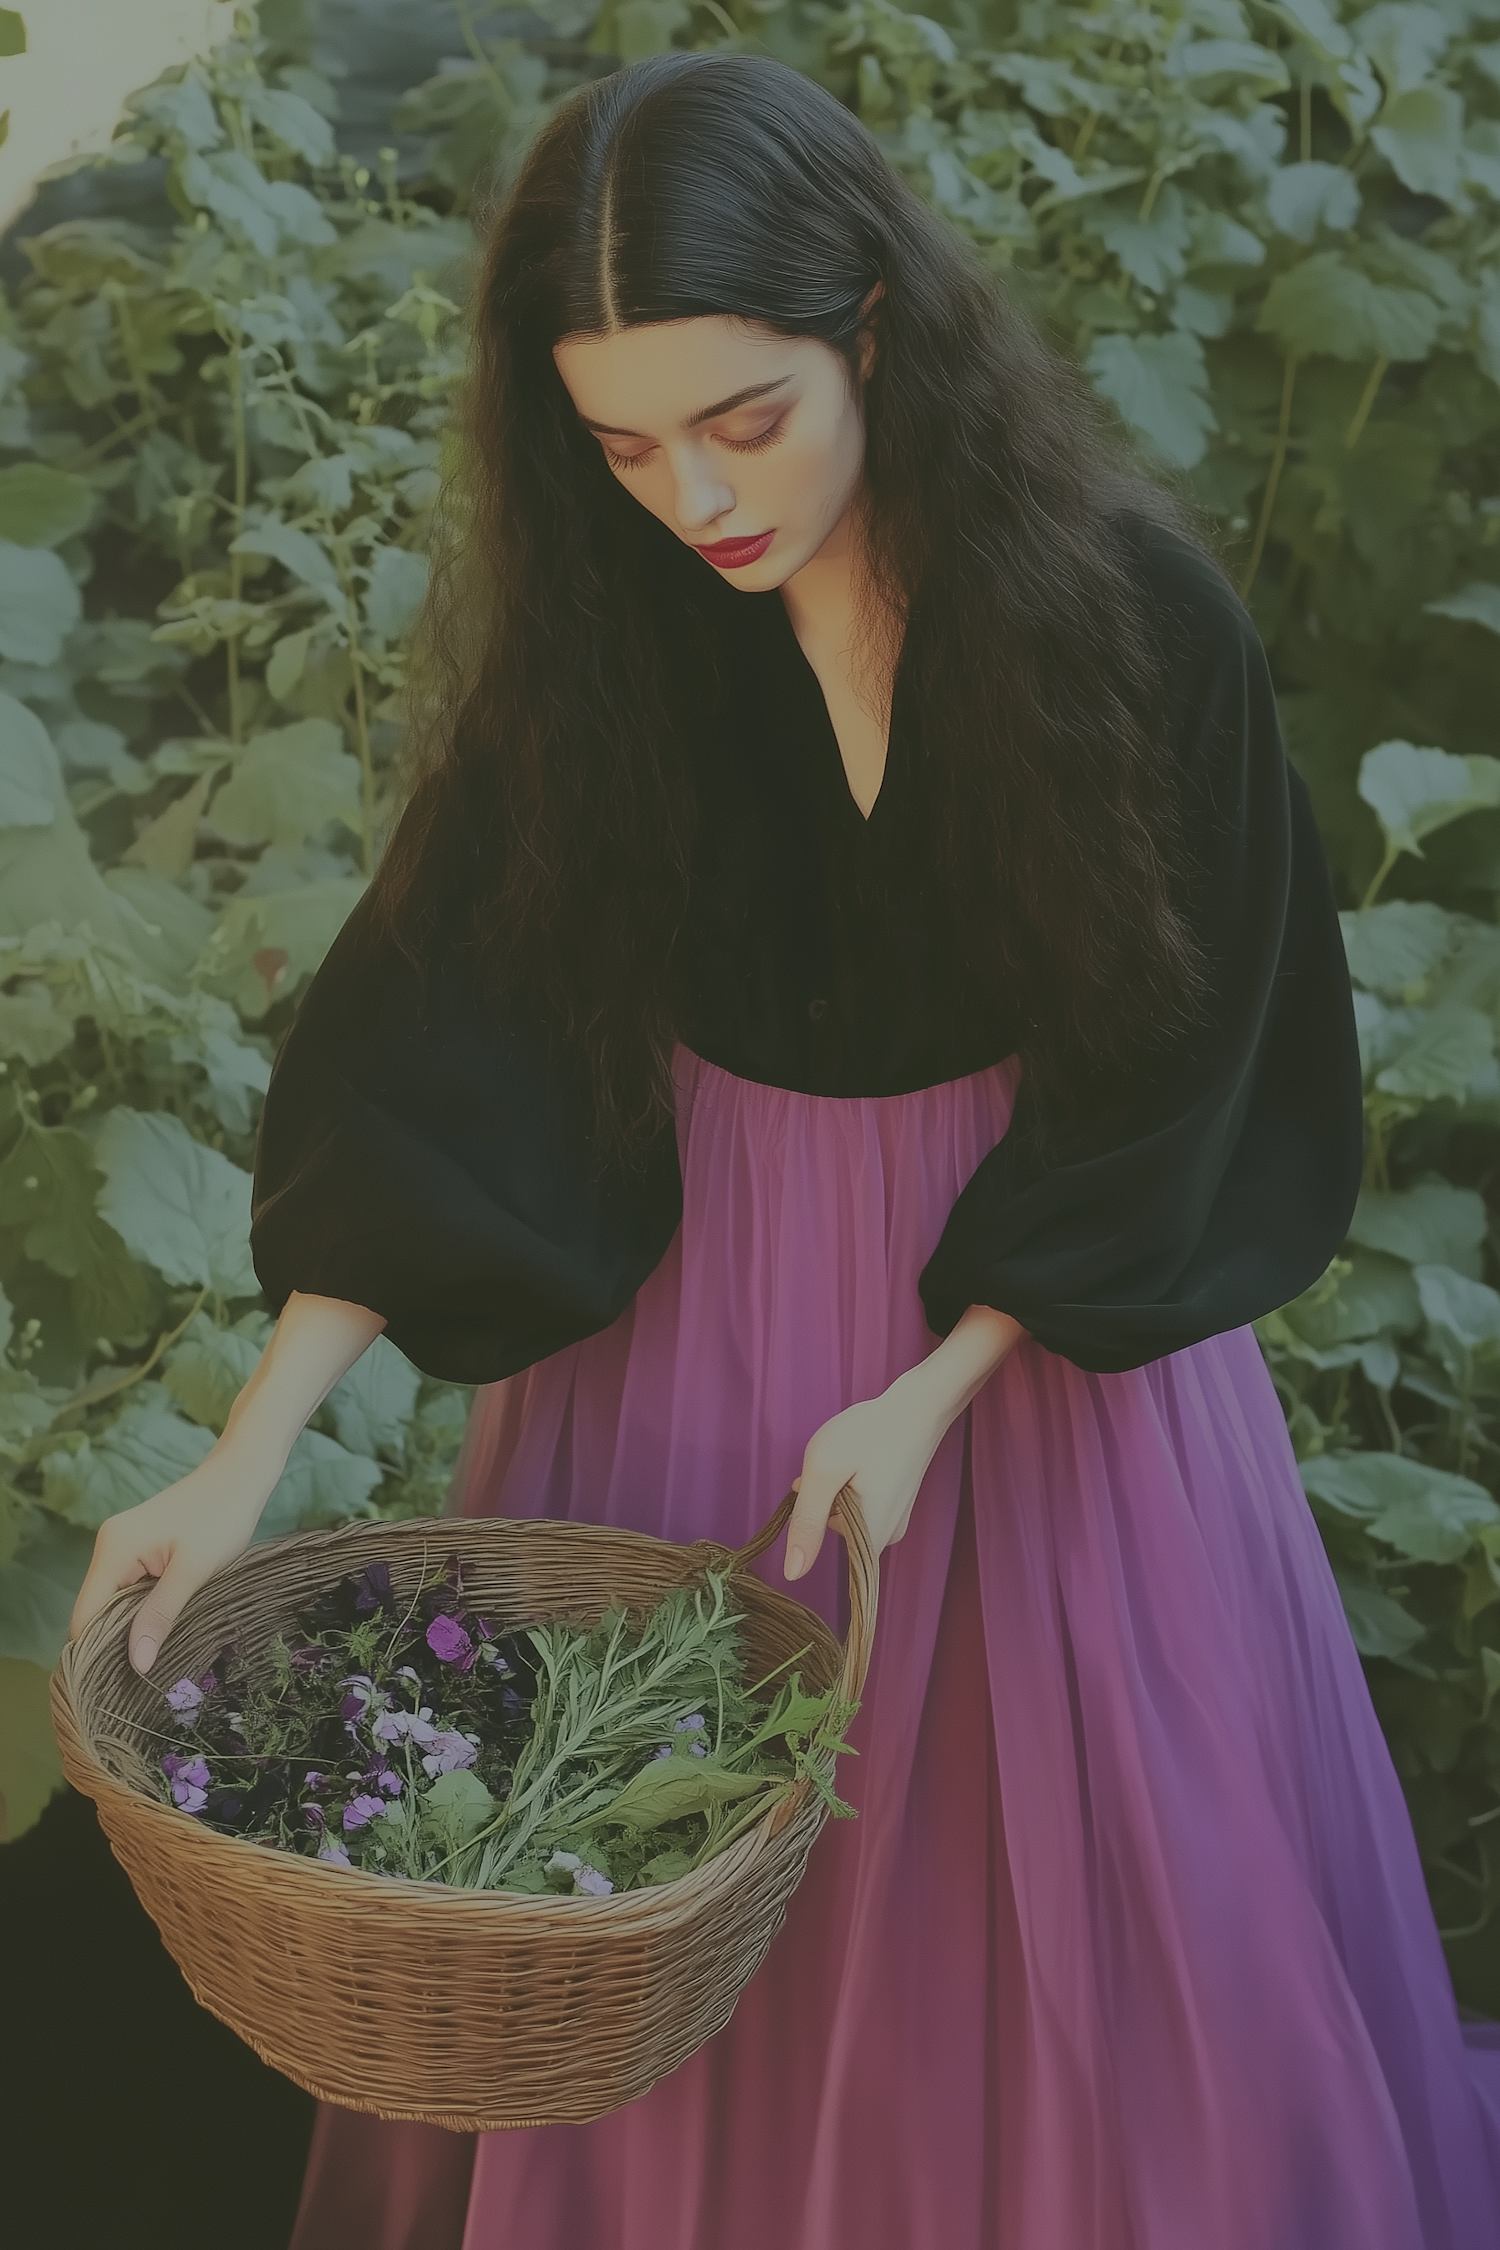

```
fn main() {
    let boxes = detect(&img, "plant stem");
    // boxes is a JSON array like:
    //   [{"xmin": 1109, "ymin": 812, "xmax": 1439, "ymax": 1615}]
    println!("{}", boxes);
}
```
[
  {"xmin": 55, "ymin": 1286, "xmax": 209, "ymax": 1419},
  {"xmin": 1239, "ymin": 355, "xmax": 1299, "ymax": 604},
  {"xmin": 1345, "ymin": 358, "xmax": 1389, "ymax": 449},
  {"xmin": 227, "ymin": 340, "xmax": 248, "ymax": 746},
  {"xmin": 1300, "ymin": 75, "xmax": 1312, "ymax": 164},
  {"xmin": 1360, "ymin": 840, "xmax": 1399, "ymax": 909}
]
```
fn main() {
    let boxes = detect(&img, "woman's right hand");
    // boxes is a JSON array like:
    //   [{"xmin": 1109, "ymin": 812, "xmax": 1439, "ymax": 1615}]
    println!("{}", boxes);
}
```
[{"xmin": 69, "ymin": 1446, "xmax": 274, "ymax": 1676}]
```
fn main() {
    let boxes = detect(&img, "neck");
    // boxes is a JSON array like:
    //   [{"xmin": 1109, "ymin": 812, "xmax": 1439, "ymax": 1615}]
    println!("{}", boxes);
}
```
[{"xmin": 778, "ymin": 497, "xmax": 899, "ymax": 723}]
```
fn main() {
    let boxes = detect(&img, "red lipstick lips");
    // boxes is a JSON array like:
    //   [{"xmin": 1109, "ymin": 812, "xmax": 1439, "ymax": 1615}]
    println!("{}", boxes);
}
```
[{"xmin": 694, "ymin": 530, "xmax": 774, "ymax": 569}]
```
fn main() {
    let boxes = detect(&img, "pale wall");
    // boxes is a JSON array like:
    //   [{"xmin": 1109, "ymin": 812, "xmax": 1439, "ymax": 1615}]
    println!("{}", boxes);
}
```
[{"xmin": 0, "ymin": 0, "xmax": 236, "ymax": 230}]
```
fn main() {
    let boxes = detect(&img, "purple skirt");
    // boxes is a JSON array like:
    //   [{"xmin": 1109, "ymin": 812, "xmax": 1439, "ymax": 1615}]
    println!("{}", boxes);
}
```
[{"xmin": 291, "ymin": 1050, "xmax": 1500, "ymax": 2250}]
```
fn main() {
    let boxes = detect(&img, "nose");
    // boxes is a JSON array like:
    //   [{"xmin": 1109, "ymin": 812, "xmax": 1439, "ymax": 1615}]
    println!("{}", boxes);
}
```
[{"xmin": 671, "ymin": 446, "xmax": 735, "ymax": 537}]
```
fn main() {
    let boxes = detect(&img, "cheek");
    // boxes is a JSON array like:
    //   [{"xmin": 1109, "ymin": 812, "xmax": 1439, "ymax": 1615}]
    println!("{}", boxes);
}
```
[
  {"xmin": 780, "ymin": 418, "xmax": 862, "ymax": 521},
  {"xmin": 611, "ymin": 461, "xmax": 679, "ymax": 528}
]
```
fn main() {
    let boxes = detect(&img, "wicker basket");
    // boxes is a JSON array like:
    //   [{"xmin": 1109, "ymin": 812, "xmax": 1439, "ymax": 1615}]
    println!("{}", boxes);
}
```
[{"xmin": 50, "ymin": 1489, "xmax": 877, "ymax": 2131}]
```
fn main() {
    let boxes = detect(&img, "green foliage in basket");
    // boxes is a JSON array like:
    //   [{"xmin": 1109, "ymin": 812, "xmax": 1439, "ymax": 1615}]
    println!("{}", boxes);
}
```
[
  {"xmin": 1, "ymin": 0, "xmax": 1500, "ymax": 2006},
  {"xmin": 154, "ymin": 1554, "xmax": 856, "ymax": 1895}
]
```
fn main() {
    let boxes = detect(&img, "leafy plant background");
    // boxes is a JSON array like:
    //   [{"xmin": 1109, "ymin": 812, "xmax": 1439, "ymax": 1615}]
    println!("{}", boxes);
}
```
[{"xmin": 3, "ymin": 0, "xmax": 1500, "ymax": 2015}]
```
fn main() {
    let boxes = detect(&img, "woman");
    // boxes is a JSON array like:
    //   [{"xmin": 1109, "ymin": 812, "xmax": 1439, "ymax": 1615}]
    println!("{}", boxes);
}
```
[{"xmin": 72, "ymin": 49, "xmax": 1500, "ymax": 2250}]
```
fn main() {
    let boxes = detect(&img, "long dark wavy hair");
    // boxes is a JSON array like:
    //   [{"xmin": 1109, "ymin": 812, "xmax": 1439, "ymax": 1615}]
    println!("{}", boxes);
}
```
[{"xmin": 376, "ymin": 50, "xmax": 1208, "ymax": 1158}]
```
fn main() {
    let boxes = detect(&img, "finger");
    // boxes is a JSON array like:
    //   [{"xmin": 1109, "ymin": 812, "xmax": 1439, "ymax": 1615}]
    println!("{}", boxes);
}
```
[
  {"xmin": 127, "ymin": 1559, "xmax": 196, "ymax": 1676},
  {"xmin": 784, "ymin": 1471, "xmax": 846, "ymax": 1582},
  {"xmin": 69, "ymin": 1536, "xmax": 149, "ymax": 1644}
]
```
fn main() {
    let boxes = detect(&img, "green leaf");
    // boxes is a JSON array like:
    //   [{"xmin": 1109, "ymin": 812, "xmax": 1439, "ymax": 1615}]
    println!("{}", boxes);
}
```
[
  {"xmin": 1424, "ymin": 582, "xmax": 1500, "ymax": 636},
  {"xmin": 91, "ymin": 1108, "xmax": 258, "ymax": 1298},
  {"xmin": 1257, "ymin": 254, "xmax": 1440, "ymax": 362},
  {"xmin": 1335, "ymin": 1577, "xmax": 1427, "ymax": 1662},
  {"xmin": 1371, "ymin": 88, "xmax": 1466, "ymax": 206},
  {"xmin": 325, "ymin": 1337, "xmax": 421, "ymax": 1461},
  {"xmin": 361, "ymin": 547, "xmax": 430, "ymax": 643},
  {"xmin": 1174, "ymin": 39, "xmax": 1288, "ymax": 88},
  {"xmin": 0, "ymin": 1120, "xmax": 152, "ymax": 1340},
  {"xmin": 422, "ymin": 1766, "xmax": 496, "ymax": 1840},
  {"xmin": 1279, "ymin": 1249, "xmax": 1421, "ymax": 1348},
  {"xmin": 1358, "ymin": 741, "xmax": 1500, "ymax": 858},
  {"xmin": 1308, "ymin": 1431, "xmax": 1500, "ymax": 1564},
  {"xmin": 1349, "ymin": 1184, "xmax": 1488, "ymax": 1275},
  {"xmin": 1373, "ymin": 1003, "xmax": 1494, "ymax": 1103},
  {"xmin": 128, "ymin": 70, "xmax": 222, "ymax": 153},
  {"xmin": 1341, "ymin": 902, "xmax": 1455, "ymax": 998},
  {"xmin": 162, "ymin": 1312, "xmax": 268, "ymax": 1432},
  {"xmin": 0, "ymin": 1658, "xmax": 66, "ymax": 1843},
  {"xmin": 178, "ymin": 152, "xmax": 335, "ymax": 258},
  {"xmin": 595, "ymin": 1757, "xmax": 773, "ymax": 1831},
  {"xmin": 1270, "ymin": 0, "xmax": 1352, "ymax": 61},
  {"xmin": 1357, "ymin": 4, "xmax": 1451, "ymax": 94},
  {"xmin": 0, "ymin": 689, "xmax": 59, "ymax": 827},
  {"xmin": 614, "ymin": 0, "xmax": 691, "ymax": 63},
  {"xmin": 207, "ymin": 718, "xmax": 363, "ymax": 848},
  {"xmin": 0, "ymin": 540, "xmax": 82, "ymax": 663},
  {"xmin": 1265, "ymin": 162, "xmax": 1362, "ymax": 243},
  {"xmin": 0, "ymin": 1513, "xmax": 96, "ymax": 1668},
  {"xmin": 228, "ymin": 516, "xmax": 341, "ymax": 606},
  {"xmin": 0, "ymin": 464, "xmax": 94, "ymax": 550},
  {"xmin": 0, "ymin": 11, "xmax": 25, "ymax": 58},
  {"xmin": 42, "ymin": 1387, "xmax": 215, "ymax": 1530},
  {"xmin": 0, "ymin": 982, "xmax": 72, "ymax": 1065},
  {"xmin": 1305, "ymin": 1449, "xmax": 1488, "ymax": 1520},
  {"xmin": 265, "ymin": 626, "xmax": 314, "ymax": 702},
  {"xmin": 1413, "ymin": 1263, "xmax": 1500, "ymax": 1390},
  {"xmin": 196, "ymin": 874, "xmax": 366, "ymax": 1019},
  {"xmin": 1084, "ymin": 331, "xmax": 1218, "ymax": 469},
  {"xmin": 243, "ymin": 85, "xmax": 337, "ymax": 169},
  {"xmin": 255, "ymin": 1427, "xmax": 383, "ymax": 1540}
]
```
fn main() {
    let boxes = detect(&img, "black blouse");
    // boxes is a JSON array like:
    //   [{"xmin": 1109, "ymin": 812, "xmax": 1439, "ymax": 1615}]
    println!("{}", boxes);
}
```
[{"xmin": 249, "ymin": 520, "xmax": 1363, "ymax": 1384}]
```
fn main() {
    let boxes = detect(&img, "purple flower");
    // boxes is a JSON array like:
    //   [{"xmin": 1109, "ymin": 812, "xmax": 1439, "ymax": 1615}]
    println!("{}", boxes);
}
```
[
  {"xmin": 575, "ymin": 1866, "xmax": 614, "ymax": 1898},
  {"xmin": 675, "ymin": 1715, "xmax": 706, "ymax": 1732},
  {"xmin": 354, "ymin": 1561, "xmax": 392, "ymax": 1614},
  {"xmin": 302, "ymin": 1770, "xmax": 327, "ymax": 1793},
  {"xmin": 303, "ymin": 1803, "xmax": 326, "ymax": 1831},
  {"xmin": 342, "ymin": 1794, "xmax": 389, "ymax": 1832},
  {"xmin": 161, "ymin": 1752, "xmax": 210, "ymax": 1813},
  {"xmin": 375, "ymin": 1768, "xmax": 403, "ymax": 1798},
  {"xmin": 318, "ymin": 1843, "xmax": 352, "ymax": 1868},
  {"xmin": 651, "ymin": 1745, "xmax": 673, "ymax": 1762},
  {"xmin": 165, "ymin": 1678, "xmax": 203, "ymax": 1723},
  {"xmin": 372, "ymin": 1704, "xmax": 436, "ymax": 1747},
  {"xmin": 425, "ymin": 1615, "xmax": 474, "ymax": 1669},
  {"xmin": 420, "ymin": 1729, "xmax": 479, "ymax": 1778}
]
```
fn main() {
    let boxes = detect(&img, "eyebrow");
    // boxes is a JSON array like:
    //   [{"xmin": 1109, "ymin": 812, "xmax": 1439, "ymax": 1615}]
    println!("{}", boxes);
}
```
[{"xmin": 580, "ymin": 376, "xmax": 794, "ymax": 439}]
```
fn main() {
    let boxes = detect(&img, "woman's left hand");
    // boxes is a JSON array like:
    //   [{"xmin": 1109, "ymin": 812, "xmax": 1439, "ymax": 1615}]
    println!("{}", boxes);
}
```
[{"xmin": 783, "ymin": 1306, "xmax": 1024, "ymax": 1581}]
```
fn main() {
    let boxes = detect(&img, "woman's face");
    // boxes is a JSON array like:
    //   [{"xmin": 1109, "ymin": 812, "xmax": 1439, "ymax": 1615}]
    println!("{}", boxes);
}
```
[{"xmin": 552, "ymin": 316, "xmax": 868, "ymax": 591}]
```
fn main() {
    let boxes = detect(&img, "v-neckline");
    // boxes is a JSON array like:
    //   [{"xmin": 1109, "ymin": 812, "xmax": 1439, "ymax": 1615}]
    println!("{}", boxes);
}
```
[{"xmin": 771, "ymin": 593, "xmax": 892, "ymax": 830}]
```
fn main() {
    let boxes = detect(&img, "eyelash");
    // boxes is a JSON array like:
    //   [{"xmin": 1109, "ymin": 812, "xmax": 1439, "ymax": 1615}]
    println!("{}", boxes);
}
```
[{"xmin": 603, "ymin": 416, "xmax": 789, "ymax": 474}]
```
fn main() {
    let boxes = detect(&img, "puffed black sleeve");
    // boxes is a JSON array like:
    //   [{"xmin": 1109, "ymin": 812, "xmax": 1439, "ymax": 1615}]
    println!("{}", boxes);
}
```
[
  {"xmin": 249, "ymin": 891, "xmax": 683, "ymax": 1384},
  {"xmin": 917, "ymin": 522, "xmax": 1363, "ymax": 1372}
]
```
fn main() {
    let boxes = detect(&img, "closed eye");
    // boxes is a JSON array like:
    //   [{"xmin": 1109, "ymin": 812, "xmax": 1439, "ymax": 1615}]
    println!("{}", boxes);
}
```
[
  {"xmin": 601, "ymin": 415, "xmax": 789, "ymax": 474},
  {"xmin": 723, "ymin": 415, "xmax": 788, "ymax": 456}
]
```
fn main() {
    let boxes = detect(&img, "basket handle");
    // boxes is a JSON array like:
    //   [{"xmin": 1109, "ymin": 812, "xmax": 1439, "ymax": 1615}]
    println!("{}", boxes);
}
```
[{"xmin": 729, "ymin": 1483, "xmax": 878, "ymax": 1712}]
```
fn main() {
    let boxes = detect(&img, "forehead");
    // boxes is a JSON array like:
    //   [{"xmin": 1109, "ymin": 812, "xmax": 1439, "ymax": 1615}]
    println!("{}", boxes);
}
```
[{"xmin": 552, "ymin": 316, "xmax": 812, "ymax": 431}]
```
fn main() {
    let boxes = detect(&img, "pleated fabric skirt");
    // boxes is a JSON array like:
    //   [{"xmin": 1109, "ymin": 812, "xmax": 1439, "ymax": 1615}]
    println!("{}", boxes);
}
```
[{"xmin": 289, "ymin": 1047, "xmax": 1500, "ymax": 2250}]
